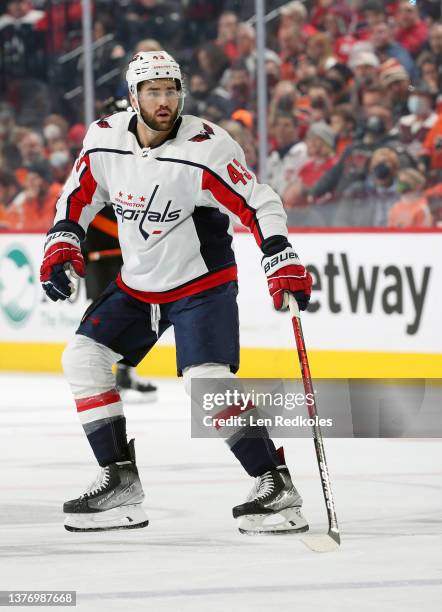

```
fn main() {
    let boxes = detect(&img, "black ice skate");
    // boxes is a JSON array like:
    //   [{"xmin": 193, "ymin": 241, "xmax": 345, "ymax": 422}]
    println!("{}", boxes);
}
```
[
  {"xmin": 63, "ymin": 439, "xmax": 149, "ymax": 532},
  {"xmin": 116, "ymin": 364, "xmax": 157, "ymax": 403},
  {"xmin": 233, "ymin": 462, "xmax": 309, "ymax": 535}
]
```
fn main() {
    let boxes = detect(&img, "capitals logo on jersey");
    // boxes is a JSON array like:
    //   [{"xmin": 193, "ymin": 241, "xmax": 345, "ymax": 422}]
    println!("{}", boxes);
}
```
[
  {"xmin": 114, "ymin": 184, "xmax": 182, "ymax": 239},
  {"xmin": 189, "ymin": 122, "xmax": 215, "ymax": 143}
]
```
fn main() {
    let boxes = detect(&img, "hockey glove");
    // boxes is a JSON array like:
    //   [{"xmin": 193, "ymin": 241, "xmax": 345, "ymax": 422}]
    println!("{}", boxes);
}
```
[
  {"xmin": 40, "ymin": 223, "xmax": 85, "ymax": 301},
  {"xmin": 262, "ymin": 245, "xmax": 312, "ymax": 311}
]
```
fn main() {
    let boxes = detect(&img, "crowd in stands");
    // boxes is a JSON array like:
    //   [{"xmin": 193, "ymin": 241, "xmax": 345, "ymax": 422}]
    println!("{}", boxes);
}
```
[{"xmin": 1, "ymin": 0, "xmax": 442, "ymax": 231}]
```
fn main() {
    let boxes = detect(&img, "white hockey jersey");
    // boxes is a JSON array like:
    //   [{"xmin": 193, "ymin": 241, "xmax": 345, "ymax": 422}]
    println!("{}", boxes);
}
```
[{"xmin": 53, "ymin": 112, "xmax": 288, "ymax": 303}]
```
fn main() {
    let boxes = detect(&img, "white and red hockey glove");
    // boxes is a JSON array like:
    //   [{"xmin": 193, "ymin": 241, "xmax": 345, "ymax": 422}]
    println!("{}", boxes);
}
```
[
  {"xmin": 40, "ymin": 222, "xmax": 85, "ymax": 302},
  {"xmin": 262, "ymin": 243, "xmax": 312, "ymax": 311}
]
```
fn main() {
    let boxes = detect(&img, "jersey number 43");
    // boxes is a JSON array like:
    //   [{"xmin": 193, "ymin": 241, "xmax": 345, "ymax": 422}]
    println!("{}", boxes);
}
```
[{"xmin": 227, "ymin": 159, "xmax": 252, "ymax": 185}]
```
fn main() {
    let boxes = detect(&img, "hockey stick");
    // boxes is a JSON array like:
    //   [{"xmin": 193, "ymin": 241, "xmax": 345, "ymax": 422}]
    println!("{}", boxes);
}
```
[{"xmin": 288, "ymin": 293, "xmax": 340, "ymax": 552}]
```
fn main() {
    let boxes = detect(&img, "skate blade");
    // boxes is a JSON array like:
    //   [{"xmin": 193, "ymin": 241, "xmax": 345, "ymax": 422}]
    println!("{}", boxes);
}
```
[
  {"xmin": 238, "ymin": 506, "xmax": 309, "ymax": 535},
  {"xmin": 64, "ymin": 504, "xmax": 149, "ymax": 532}
]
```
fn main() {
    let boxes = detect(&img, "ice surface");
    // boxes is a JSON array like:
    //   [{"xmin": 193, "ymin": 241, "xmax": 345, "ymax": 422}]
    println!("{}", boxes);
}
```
[{"xmin": 1, "ymin": 373, "xmax": 441, "ymax": 611}]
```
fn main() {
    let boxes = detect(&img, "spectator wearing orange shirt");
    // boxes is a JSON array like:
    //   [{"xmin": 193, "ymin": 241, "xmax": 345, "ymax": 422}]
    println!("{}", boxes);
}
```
[
  {"xmin": 422, "ymin": 113, "xmax": 442, "ymax": 175},
  {"xmin": 388, "ymin": 168, "xmax": 432, "ymax": 227},
  {"xmin": 425, "ymin": 183, "xmax": 442, "ymax": 226},
  {"xmin": 0, "ymin": 170, "xmax": 20, "ymax": 231},
  {"xmin": 10, "ymin": 161, "xmax": 61, "ymax": 232}
]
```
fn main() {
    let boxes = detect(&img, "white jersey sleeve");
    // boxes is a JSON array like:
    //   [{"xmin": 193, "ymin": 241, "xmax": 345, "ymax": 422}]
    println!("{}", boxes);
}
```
[
  {"xmin": 53, "ymin": 123, "xmax": 110, "ymax": 232},
  {"xmin": 198, "ymin": 126, "xmax": 288, "ymax": 248}
]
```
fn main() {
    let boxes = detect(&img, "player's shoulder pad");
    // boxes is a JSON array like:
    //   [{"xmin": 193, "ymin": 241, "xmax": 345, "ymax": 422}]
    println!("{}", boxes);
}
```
[
  {"xmin": 179, "ymin": 114, "xmax": 238, "ymax": 165},
  {"xmin": 83, "ymin": 111, "xmax": 135, "ymax": 152}
]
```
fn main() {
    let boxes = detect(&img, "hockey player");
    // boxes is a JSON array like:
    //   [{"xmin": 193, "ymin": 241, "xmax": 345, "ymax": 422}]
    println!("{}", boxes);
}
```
[{"xmin": 39, "ymin": 51, "xmax": 312, "ymax": 534}]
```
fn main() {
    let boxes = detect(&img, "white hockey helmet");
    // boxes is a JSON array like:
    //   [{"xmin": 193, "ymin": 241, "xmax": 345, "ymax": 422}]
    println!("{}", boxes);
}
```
[{"xmin": 126, "ymin": 51, "xmax": 185, "ymax": 119}]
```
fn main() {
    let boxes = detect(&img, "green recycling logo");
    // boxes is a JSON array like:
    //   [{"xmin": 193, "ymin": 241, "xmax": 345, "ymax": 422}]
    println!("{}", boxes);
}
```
[{"xmin": 0, "ymin": 245, "xmax": 36, "ymax": 326}]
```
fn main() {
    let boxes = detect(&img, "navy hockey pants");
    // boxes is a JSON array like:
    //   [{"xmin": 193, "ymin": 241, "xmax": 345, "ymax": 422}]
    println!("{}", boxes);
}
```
[{"xmin": 76, "ymin": 280, "xmax": 240, "ymax": 375}]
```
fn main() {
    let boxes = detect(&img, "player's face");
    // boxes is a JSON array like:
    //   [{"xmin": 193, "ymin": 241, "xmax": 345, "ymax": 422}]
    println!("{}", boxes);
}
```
[{"xmin": 136, "ymin": 79, "xmax": 180, "ymax": 131}]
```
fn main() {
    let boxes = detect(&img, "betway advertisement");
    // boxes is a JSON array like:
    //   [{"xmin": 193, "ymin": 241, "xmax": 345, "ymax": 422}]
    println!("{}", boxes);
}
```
[
  {"xmin": 0, "ymin": 231, "xmax": 440, "ymax": 354},
  {"xmin": 235, "ymin": 230, "xmax": 441, "ymax": 354}
]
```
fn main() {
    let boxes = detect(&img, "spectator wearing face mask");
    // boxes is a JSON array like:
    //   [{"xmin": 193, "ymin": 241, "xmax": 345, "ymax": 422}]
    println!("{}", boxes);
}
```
[
  {"xmin": 48, "ymin": 143, "xmax": 72, "ymax": 184},
  {"xmin": 305, "ymin": 105, "xmax": 401, "ymax": 202},
  {"xmin": 388, "ymin": 168, "xmax": 431, "ymax": 227},
  {"xmin": 334, "ymin": 147, "xmax": 401, "ymax": 226},
  {"xmin": 398, "ymin": 81, "xmax": 438, "ymax": 161}
]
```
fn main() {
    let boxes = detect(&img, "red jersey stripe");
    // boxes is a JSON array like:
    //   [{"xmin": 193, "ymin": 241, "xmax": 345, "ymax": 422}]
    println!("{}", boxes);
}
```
[
  {"xmin": 201, "ymin": 169, "xmax": 262, "ymax": 246},
  {"xmin": 67, "ymin": 154, "xmax": 98, "ymax": 223}
]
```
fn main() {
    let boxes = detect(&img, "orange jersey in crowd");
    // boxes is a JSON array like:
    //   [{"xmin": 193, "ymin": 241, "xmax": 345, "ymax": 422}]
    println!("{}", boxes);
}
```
[
  {"xmin": 6, "ymin": 183, "xmax": 62, "ymax": 232},
  {"xmin": 388, "ymin": 196, "xmax": 432, "ymax": 228},
  {"xmin": 423, "ymin": 114, "xmax": 442, "ymax": 170}
]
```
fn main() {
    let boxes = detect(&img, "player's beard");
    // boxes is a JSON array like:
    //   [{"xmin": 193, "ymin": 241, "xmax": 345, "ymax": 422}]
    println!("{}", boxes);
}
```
[{"xmin": 140, "ymin": 106, "xmax": 179, "ymax": 132}]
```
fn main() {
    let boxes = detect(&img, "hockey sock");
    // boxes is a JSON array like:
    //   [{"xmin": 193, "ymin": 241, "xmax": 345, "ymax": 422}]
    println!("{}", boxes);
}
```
[
  {"xmin": 75, "ymin": 390, "xmax": 130, "ymax": 466},
  {"xmin": 229, "ymin": 428, "xmax": 280, "ymax": 477}
]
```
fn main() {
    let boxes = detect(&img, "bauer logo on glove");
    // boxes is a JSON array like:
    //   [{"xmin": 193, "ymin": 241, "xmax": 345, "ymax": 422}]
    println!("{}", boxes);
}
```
[
  {"xmin": 40, "ymin": 225, "xmax": 85, "ymax": 302},
  {"xmin": 262, "ymin": 246, "xmax": 312, "ymax": 311}
]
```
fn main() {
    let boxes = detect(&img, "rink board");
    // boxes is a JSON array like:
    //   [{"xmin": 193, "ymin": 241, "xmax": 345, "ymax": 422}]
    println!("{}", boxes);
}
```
[{"xmin": 0, "ymin": 230, "xmax": 441, "ymax": 377}]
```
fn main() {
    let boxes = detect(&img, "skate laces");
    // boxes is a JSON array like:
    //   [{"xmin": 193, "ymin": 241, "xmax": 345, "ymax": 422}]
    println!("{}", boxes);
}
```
[
  {"xmin": 82, "ymin": 467, "xmax": 110, "ymax": 498},
  {"xmin": 254, "ymin": 471, "xmax": 275, "ymax": 500}
]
